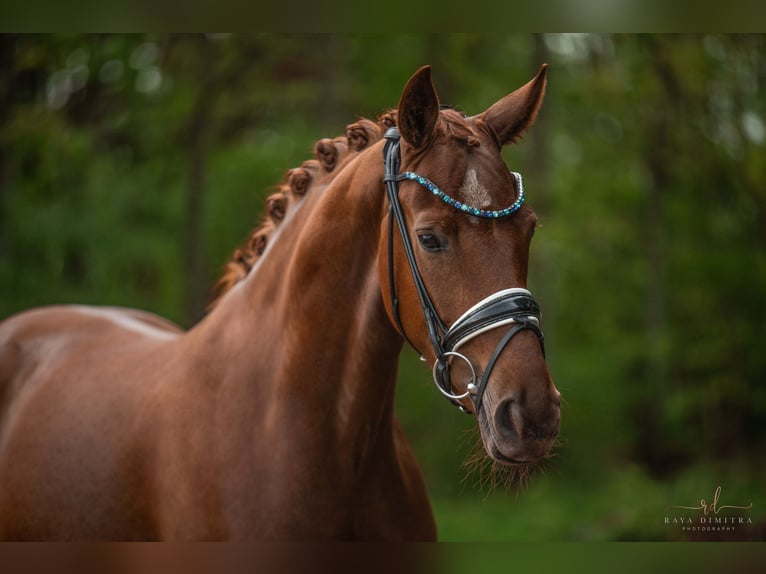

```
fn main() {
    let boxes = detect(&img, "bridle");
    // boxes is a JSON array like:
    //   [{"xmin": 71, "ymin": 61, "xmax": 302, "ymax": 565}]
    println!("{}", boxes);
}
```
[{"xmin": 383, "ymin": 127, "xmax": 546, "ymax": 414}]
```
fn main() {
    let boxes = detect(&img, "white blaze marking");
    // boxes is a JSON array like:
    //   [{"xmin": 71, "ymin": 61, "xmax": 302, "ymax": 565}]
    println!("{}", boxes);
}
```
[{"xmin": 459, "ymin": 169, "xmax": 492, "ymax": 209}]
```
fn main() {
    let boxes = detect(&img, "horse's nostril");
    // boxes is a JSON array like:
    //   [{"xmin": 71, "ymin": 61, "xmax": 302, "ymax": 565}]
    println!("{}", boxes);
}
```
[
  {"xmin": 553, "ymin": 389, "xmax": 562, "ymax": 407},
  {"xmin": 495, "ymin": 399, "xmax": 520, "ymax": 440},
  {"xmin": 494, "ymin": 395, "xmax": 559, "ymax": 442}
]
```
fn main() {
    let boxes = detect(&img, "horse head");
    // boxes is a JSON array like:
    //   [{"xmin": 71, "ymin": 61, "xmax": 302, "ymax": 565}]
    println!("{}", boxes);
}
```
[{"xmin": 380, "ymin": 65, "xmax": 560, "ymax": 466}]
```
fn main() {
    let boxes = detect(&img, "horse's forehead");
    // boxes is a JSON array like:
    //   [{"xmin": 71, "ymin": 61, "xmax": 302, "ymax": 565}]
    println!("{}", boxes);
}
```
[{"xmin": 454, "ymin": 144, "xmax": 512, "ymax": 202}]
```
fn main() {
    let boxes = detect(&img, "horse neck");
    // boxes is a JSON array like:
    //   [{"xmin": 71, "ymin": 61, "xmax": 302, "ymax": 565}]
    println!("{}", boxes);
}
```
[{"xmin": 188, "ymin": 142, "xmax": 402, "ymax": 455}]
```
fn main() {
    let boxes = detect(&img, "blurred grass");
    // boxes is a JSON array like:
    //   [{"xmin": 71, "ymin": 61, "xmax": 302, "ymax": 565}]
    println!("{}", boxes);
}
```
[{"xmin": 428, "ymin": 445, "xmax": 765, "ymax": 541}]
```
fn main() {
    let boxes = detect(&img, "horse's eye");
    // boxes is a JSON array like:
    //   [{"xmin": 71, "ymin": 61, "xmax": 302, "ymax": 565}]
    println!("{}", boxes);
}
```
[{"xmin": 417, "ymin": 232, "xmax": 445, "ymax": 253}]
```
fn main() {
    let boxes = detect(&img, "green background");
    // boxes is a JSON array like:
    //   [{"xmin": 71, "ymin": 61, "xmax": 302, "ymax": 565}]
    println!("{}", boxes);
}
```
[{"xmin": 1, "ymin": 34, "xmax": 764, "ymax": 540}]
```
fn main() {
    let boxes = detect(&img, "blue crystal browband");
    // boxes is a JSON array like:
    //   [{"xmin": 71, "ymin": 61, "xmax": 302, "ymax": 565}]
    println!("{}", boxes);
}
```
[{"xmin": 403, "ymin": 171, "xmax": 525, "ymax": 219}]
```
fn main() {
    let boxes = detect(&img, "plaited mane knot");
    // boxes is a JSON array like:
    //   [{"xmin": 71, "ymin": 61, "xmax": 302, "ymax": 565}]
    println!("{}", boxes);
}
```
[
  {"xmin": 266, "ymin": 193, "xmax": 287, "ymax": 221},
  {"xmin": 287, "ymin": 166, "xmax": 312, "ymax": 196},
  {"xmin": 346, "ymin": 119, "xmax": 379, "ymax": 152},
  {"xmin": 314, "ymin": 138, "xmax": 341, "ymax": 172}
]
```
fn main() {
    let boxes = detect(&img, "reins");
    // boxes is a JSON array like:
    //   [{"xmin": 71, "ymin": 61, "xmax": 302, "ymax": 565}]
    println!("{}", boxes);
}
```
[{"xmin": 383, "ymin": 127, "xmax": 546, "ymax": 414}]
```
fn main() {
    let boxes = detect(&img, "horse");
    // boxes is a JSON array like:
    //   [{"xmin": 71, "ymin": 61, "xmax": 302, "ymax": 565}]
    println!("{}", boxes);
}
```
[{"xmin": 0, "ymin": 65, "xmax": 560, "ymax": 540}]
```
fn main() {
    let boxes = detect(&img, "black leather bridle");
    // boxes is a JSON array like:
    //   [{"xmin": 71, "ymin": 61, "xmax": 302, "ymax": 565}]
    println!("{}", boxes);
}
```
[{"xmin": 382, "ymin": 127, "xmax": 546, "ymax": 414}]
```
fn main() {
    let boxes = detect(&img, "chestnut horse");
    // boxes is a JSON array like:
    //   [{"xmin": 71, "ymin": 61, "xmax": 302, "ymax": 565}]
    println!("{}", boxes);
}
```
[{"xmin": 0, "ymin": 65, "xmax": 560, "ymax": 540}]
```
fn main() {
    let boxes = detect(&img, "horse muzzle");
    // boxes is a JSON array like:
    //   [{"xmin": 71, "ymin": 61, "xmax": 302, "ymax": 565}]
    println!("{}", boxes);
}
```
[{"xmin": 481, "ymin": 389, "xmax": 561, "ymax": 464}]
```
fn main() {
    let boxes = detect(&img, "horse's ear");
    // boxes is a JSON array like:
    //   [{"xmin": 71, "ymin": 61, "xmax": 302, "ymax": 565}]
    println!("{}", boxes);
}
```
[
  {"xmin": 397, "ymin": 66, "xmax": 440, "ymax": 148},
  {"xmin": 481, "ymin": 64, "xmax": 548, "ymax": 146}
]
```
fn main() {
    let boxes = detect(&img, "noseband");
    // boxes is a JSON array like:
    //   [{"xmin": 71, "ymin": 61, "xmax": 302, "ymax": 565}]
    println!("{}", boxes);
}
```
[{"xmin": 383, "ymin": 127, "xmax": 546, "ymax": 414}]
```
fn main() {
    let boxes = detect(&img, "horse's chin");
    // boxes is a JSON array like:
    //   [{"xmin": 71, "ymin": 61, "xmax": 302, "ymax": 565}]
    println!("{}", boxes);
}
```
[
  {"xmin": 463, "ymin": 425, "xmax": 542, "ymax": 494},
  {"xmin": 486, "ymin": 441, "xmax": 533, "ymax": 466}
]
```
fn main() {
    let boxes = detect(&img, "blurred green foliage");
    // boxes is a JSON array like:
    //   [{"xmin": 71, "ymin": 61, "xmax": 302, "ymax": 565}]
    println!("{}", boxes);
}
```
[{"xmin": 1, "ymin": 34, "xmax": 764, "ymax": 540}]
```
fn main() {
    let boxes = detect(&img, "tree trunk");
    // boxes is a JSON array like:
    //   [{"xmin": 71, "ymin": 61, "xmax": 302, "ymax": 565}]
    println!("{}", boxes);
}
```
[
  {"xmin": 0, "ymin": 35, "xmax": 14, "ymax": 258},
  {"xmin": 634, "ymin": 36, "xmax": 674, "ymax": 476},
  {"xmin": 184, "ymin": 35, "xmax": 215, "ymax": 325}
]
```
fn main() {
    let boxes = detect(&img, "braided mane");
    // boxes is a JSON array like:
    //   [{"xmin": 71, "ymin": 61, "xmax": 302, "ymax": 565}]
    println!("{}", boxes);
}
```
[
  {"xmin": 208, "ymin": 112, "xmax": 398, "ymax": 309},
  {"xmin": 208, "ymin": 106, "xmax": 485, "ymax": 310}
]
